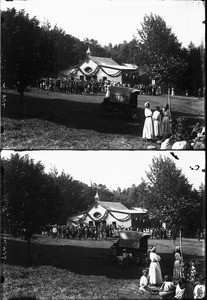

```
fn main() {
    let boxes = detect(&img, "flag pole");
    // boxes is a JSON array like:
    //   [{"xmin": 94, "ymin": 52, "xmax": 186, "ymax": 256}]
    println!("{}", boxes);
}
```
[
  {"xmin": 180, "ymin": 228, "xmax": 184, "ymax": 276},
  {"xmin": 168, "ymin": 88, "xmax": 171, "ymax": 111}
]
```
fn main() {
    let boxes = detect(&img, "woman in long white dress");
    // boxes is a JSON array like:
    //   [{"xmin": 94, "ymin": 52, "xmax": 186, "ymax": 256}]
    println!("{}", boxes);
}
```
[
  {"xmin": 152, "ymin": 106, "xmax": 162, "ymax": 138},
  {"xmin": 148, "ymin": 246, "xmax": 162, "ymax": 285},
  {"xmin": 142, "ymin": 102, "xmax": 154, "ymax": 140},
  {"xmin": 161, "ymin": 103, "xmax": 171, "ymax": 136}
]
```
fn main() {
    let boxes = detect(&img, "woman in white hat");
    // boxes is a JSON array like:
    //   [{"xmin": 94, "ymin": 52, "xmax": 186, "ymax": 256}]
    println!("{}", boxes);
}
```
[
  {"xmin": 142, "ymin": 102, "xmax": 154, "ymax": 140},
  {"xmin": 148, "ymin": 246, "xmax": 162, "ymax": 286}
]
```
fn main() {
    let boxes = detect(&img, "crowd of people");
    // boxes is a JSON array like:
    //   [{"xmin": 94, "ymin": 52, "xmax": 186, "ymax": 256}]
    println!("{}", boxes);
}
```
[
  {"xmin": 37, "ymin": 77, "xmax": 169, "ymax": 97},
  {"xmin": 38, "ymin": 77, "xmax": 110, "ymax": 95},
  {"xmin": 42, "ymin": 225, "xmax": 205, "ymax": 243},
  {"xmin": 43, "ymin": 224, "xmax": 133, "ymax": 240},
  {"xmin": 138, "ymin": 246, "xmax": 205, "ymax": 299},
  {"xmin": 43, "ymin": 225, "xmax": 178, "ymax": 241},
  {"xmin": 142, "ymin": 102, "xmax": 205, "ymax": 149},
  {"xmin": 38, "ymin": 77, "xmax": 139, "ymax": 95}
]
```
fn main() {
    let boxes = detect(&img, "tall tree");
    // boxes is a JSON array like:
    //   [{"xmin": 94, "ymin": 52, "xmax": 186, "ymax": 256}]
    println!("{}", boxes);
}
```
[
  {"xmin": 84, "ymin": 38, "xmax": 110, "ymax": 58},
  {"xmin": 53, "ymin": 171, "xmax": 96, "ymax": 223},
  {"xmin": 2, "ymin": 154, "xmax": 61, "ymax": 263},
  {"xmin": 183, "ymin": 43, "xmax": 204, "ymax": 96},
  {"xmin": 46, "ymin": 25, "xmax": 81, "ymax": 76},
  {"xmin": 92, "ymin": 183, "xmax": 115, "ymax": 202},
  {"xmin": 121, "ymin": 184, "xmax": 144, "ymax": 209},
  {"xmin": 1, "ymin": 8, "xmax": 52, "ymax": 117},
  {"xmin": 143, "ymin": 155, "xmax": 202, "ymax": 235},
  {"xmin": 135, "ymin": 14, "xmax": 186, "ymax": 91}
]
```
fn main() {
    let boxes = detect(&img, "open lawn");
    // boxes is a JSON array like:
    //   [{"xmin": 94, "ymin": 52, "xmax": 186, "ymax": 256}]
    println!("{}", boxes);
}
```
[
  {"xmin": 2, "ymin": 235, "xmax": 205, "ymax": 299},
  {"xmin": 1, "ymin": 89, "xmax": 205, "ymax": 149}
]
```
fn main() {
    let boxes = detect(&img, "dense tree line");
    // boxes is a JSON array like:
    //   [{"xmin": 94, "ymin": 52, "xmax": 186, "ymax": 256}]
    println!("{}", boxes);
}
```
[
  {"xmin": 2, "ymin": 153, "xmax": 204, "ymax": 248},
  {"xmin": 1, "ymin": 9, "xmax": 109, "ymax": 89},
  {"xmin": 1, "ymin": 8, "xmax": 204, "ymax": 98}
]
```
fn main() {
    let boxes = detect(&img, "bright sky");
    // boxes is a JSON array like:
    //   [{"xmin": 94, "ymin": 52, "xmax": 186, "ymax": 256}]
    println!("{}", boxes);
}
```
[
  {"xmin": 1, "ymin": 0, "xmax": 205, "ymax": 48},
  {"xmin": 1, "ymin": 150, "xmax": 205, "ymax": 191}
]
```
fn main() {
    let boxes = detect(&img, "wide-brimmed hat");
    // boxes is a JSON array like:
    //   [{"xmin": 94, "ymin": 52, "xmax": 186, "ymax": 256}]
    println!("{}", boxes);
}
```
[
  {"xmin": 149, "ymin": 246, "xmax": 156, "ymax": 252},
  {"xmin": 144, "ymin": 102, "xmax": 149, "ymax": 107}
]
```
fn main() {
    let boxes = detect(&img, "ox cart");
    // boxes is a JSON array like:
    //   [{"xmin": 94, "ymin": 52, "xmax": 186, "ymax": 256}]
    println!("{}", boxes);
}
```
[
  {"xmin": 109, "ymin": 231, "xmax": 150, "ymax": 267},
  {"xmin": 103, "ymin": 86, "xmax": 140, "ymax": 119}
]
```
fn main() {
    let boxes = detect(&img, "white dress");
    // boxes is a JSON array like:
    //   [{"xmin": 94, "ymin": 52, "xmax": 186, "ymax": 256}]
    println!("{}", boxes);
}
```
[
  {"xmin": 152, "ymin": 110, "xmax": 161, "ymax": 137},
  {"xmin": 142, "ymin": 108, "xmax": 154, "ymax": 139},
  {"xmin": 148, "ymin": 252, "xmax": 162, "ymax": 285}
]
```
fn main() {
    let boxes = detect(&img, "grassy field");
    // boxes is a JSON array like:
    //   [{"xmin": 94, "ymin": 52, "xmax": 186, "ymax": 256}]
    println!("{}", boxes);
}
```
[
  {"xmin": 2, "ymin": 235, "xmax": 205, "ymax": 300},
  {"xmin": 1, "ymin": 89, "xmax": 205, "ymax": 149}
]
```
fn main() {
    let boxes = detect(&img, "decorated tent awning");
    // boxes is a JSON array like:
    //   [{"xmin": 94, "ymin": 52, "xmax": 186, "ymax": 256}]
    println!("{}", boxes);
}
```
[
  {"xmin": 67, "ymin": 200, "xmax": 148, "ymax": 226},
  {"xmin": 59, "ymin": 55, "xmax": 138, "ymax": 79}
]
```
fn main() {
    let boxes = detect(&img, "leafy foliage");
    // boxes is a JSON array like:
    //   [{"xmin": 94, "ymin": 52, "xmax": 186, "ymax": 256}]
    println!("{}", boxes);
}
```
[
  {"xmin": 2, "ymin": 154, "xmax": 61, "ymax": 240},
  {"xmin": 134, "ymin": 14, "xmax": 187, "ymax": 90},
  {"xmin": 181, "ymin": 43, "xmax": 204, "ymax": 95},
  {"xmin": 1, "ymin": 9, "xmax": 204, "ymax": 97},
  {"xmin": 1, "ymin": 9, "xmax": 50, "ymax": 90},
  {"xmin": 2, "ymin": 153, "xmax": 204, "ymax": 240},
  {"xmin": 143, "ymin": 155, "xmax": 203, "ymax": 234},
  {"xmin": 53, "ymin": 171, "xmax": 94, "ymax": 224}
]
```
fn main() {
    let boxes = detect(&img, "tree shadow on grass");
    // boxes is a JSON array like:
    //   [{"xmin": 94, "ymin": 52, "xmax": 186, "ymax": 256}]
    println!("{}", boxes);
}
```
[
  {"xmin": 3, "ymin": 238, "xmax": 205, "ymax": 280},
  {"xmin": 4, "ymin": 92, "xmax": 144, "ymax": 136},
  {"xmin": 5, "ymin": 92, "xmax": 205, "ymax": 139},
  {"xmin": 4, "ymin": 238, "xmax": 140, "ymax": 279}
]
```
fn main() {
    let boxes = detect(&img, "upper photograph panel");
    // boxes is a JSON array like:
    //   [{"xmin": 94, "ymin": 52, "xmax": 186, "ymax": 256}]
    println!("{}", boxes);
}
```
[{"xmin": 1, "ymin": 0, "xmax": 205, "ymax": 150}]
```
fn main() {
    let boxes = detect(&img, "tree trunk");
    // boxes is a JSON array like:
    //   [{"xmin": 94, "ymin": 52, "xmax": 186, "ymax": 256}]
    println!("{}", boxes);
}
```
[
  {"xmin": 25, "ymin": 230, "xmax": 33, "ymax": 265},
  {"xmin": 27, "ymin": 238, "xmax": 32, "ymax": 265},
  {"xmin": 20, "ymin": 91, "xmax": 25, "ymax": 119}
]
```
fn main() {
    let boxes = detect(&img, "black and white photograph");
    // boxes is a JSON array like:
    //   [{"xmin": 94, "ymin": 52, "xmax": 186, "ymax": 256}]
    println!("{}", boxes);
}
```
[
  {"xmin": 1, "ymin": 150, "xmax": 206, "ymax": 299},
  {"xmin": 0, "ymin": 0, "xmax": 206, "ymax": 300},
  {"xmin": 1, "ymin": 0, "xmax": 205, "ymax": 150}
]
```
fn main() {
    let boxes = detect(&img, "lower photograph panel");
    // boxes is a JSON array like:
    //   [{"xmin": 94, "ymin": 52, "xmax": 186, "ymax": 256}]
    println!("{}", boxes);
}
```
[{"xmin": 1, "ymin": 150, "xmax": 205, "ymax": 300}]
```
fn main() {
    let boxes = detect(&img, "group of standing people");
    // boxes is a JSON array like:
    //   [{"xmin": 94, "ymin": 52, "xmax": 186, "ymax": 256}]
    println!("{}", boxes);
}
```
[
  {"xmin": 139, "ymin": 245, "xmax": 205, "ymax": 299},
  {"xmin": 142, "ymin": 101, "xmax": 205, "ymax": 150},
  {"xmin": 142, "ymin": 102, "xmax": 171, "ymax": 141}
]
